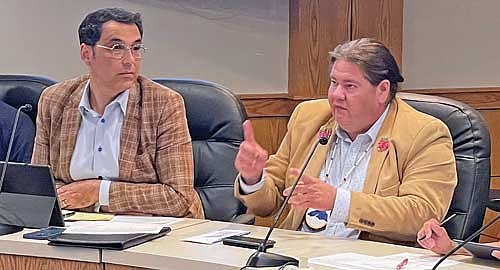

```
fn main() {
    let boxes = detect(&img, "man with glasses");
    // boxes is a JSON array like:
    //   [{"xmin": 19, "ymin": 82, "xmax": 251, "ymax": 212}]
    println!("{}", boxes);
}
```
[{"xmin": 32, "ymin": 8, "xmax": 203, "ymax": 218}]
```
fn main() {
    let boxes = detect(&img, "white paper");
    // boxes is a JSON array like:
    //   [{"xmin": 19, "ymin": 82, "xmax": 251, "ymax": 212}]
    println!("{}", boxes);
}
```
[
  {"xmin": 62, "ymin": 221, "xmax": 165, "ymax": 234},
  {"xmin": 111, "ymin": 215, "xmax": 182, "ymax": 226},
  {"xmin": 379, "ymin": 252, "xmax": 461, "ymax": 269},
  {"xmin": 182, "ymin": 229, "xmax": 250, "ymax": 244},
  {"xmin": 309, "ymin": 252, "xmax": 461, "ymax": 270}
]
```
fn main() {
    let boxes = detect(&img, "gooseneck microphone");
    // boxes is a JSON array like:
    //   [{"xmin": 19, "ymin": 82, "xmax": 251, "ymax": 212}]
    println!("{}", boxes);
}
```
[
  {"xmin": 431, "ymin": 213, "xmax": 500, "ymax": 270},
  {"xmin": 0, "ymin": 104, "xmax": 32, "ymax": 189},
  {"xmin": 245, "ymin": 130, "xmax": 331, "ymax": 268}
]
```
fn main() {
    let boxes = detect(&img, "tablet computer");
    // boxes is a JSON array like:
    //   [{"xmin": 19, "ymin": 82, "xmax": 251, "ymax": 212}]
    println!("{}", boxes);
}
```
[
  {"xmin": 0, "ymin": 162, "xmax": 64, "ymax": 229},
  {"xmin": 453, "ymin": 240, "xmax": 500, "ymax": 260}
]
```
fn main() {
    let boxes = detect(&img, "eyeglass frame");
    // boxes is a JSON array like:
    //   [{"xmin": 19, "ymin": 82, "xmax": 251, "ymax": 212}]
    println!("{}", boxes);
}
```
[{"xmin": 94, "ymin": 43, "xmax": 147, "ymax": 59}]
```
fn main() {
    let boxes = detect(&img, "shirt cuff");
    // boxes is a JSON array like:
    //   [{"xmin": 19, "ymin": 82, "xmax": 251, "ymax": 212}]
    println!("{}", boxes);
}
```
[
  {"xmin": 330, "ymin": 188, "xmax": 350, "ymax": 223},
  {"xmin": 238, "ymin": 173, "xmax": 265, "ymax": 194},
  {"xmin": 99, "ymin": 180, "xmax": 112, "ymax": 206}
]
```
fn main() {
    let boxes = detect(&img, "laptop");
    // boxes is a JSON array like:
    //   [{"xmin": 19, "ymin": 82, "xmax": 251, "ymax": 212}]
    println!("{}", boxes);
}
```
[{"xmin": 0, "ymin": 162, "xmax": 64, "ymax": 229}]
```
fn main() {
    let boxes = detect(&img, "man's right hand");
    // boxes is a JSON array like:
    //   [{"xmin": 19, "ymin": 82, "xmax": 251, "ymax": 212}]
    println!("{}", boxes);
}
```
[
  {"xmin": 417, "ymin": 219, "xmax": 455, "ymax": 255},
  {"xmin": 234, "ymin": 120, "xmax": 268, "ymax": 185}
]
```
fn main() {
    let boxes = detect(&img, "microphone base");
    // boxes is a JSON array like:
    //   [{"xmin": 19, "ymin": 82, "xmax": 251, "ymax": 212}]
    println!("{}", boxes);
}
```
[
  {"xmin": 0, "ymin": 224, "xmax": 22, "ymax": 236},
  {"xmin": 246, "ymin": 250, "xmax": 299, "ymax": 268}
]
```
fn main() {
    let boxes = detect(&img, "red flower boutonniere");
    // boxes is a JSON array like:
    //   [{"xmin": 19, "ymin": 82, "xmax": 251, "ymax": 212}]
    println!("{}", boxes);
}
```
[
  {"xmin": 318, "ymin": 129, "xmax": 332, "ymax": 141},
  {"xmin": 377, "ymin": 138, "xmax": 390, "ymax": 152}
]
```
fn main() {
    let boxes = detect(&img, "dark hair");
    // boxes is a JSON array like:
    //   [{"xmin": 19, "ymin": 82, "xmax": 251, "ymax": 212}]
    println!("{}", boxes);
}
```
[
  {"xmin": 329, "ymin": 38, "xmax": 404, "ymax": 102},
  {"xmin": 78, "ymin": 7, "xmax": 143, "ymax": 46}
]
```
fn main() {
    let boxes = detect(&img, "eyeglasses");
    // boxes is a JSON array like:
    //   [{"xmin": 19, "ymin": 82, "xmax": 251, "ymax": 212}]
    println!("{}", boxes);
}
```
[{"xmin": 95, "ymin": 43, "xmax": 147, "ymax": 59}]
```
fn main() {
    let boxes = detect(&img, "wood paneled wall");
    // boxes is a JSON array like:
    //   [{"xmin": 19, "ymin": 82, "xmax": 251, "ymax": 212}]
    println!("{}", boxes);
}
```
[
  {"xmin": 288, "ymin": 0, "xmax": 350, "ymax": 98},
  {"xmin": 351, "ymin": 0, "xmax": 403, "ymax": 67}
]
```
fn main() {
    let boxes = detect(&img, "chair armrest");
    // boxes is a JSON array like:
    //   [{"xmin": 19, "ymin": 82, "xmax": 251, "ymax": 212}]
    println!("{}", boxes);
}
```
[{"xmin": 487, "ymin": 189, "xmax": 500, "ymax": 212}]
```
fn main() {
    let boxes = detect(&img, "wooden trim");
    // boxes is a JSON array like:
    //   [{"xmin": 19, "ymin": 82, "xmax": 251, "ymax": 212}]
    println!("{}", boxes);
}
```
[
  {"xmin": 0, "ymin": 254, "xmax": 102, "ymax": 270},
  {"xmin": 351, "ymin": 0, "xmax": 404, "ymax": 67},
  {"xmin": 240, "ymin": 87, "xmax": 500, "ymax": 118},
  {"xmin": 239, "ymin": 94, "xmax": 314, "ymax": 118},
  {"xmin": 406, "ymin": 87, "xmax": 500, "ymax": 109}
]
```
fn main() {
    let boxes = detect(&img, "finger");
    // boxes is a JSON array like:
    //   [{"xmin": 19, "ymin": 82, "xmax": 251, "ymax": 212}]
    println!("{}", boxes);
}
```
[
  {"xmin": 419, "ymin": 238, "xmax": 436, "ymax": 249},
  {"xmin": 418, "ymin": 219, "xmax": 439, "ymax": 240},
  {"xmin": 283, "ymin": 181, "xmax": 305, "ymax": 196},
  {"xmin": 242, "ymin": 120, "xmax": 257, "ymax": 144},
  {"xmin": 289, "ymin": 168, "xmax": 318, "ymax": 185},
  {"xmin": 429, "ymin": 222, "xmax": 448, "ymax": 237},
  {"xmin": 288, "ymin": 193, "xmax": 310, "ymax": 206},
  {"xmin": 237, "ymin": 142, "xmax": 267, "ymax": 165},
  {"xmin": 492, "ymin": 250, "xmax": 500, "ymax": 260}
]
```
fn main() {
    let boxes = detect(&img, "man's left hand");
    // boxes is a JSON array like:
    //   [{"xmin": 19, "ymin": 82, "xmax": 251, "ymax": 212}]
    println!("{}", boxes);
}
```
[
  {"xmin": 283, "ymin": 168, "xmax": 337, "ymax": 210},
  {"xmin": 57, "ymin": 180, "xmax": 100, "ymax": 209}
]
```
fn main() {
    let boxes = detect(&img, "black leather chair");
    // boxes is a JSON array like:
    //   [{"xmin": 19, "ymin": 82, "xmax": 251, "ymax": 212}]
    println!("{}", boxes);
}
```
[
  {"xmin": 153, "ymin": 78, "xmax": 252, "ymax": 223},
  {"xmin": 400, "ymin": 92, "xmax": 491, "ymax": 241},
  {"xmin": 0, "ymin": 75, "xmax": 57, "ymax": 124}
]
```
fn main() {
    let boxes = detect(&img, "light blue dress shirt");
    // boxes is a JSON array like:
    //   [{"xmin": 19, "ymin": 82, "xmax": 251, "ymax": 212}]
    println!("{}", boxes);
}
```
[{"xmin": 69, "ymin": 81, "xmax": 129, "ymax": 208}]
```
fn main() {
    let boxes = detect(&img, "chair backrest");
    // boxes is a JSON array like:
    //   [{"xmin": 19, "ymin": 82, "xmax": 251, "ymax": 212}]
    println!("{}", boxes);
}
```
[
  {"xmin": 0, "ymin": 75, "xmax": 57, "ymax": 124},
  {"xmin": 153, "ymin": 78, "xmax": 247, "ymax": 221},
  {"xmin": 399, "ymin": 92, "xmax": 491, "ymax": 240}
]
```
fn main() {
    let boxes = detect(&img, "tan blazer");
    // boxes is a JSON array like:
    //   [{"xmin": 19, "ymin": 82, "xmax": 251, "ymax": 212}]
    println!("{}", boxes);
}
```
[
  {"xmin": 33, "ymin": 75, "xmax": 204, "ymax": 218},
  {"xmin": 236, "ymin": 96, "xmax": 457, "ymax": 245}
]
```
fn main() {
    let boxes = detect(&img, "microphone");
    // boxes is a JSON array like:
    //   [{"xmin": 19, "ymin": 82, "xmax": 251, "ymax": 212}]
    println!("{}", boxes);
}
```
[
  {"xmin": 431, "ymin": 213, "xmax": 500, "ymax": 269},
  {"xmin": 0, "ymin": 104, "xmax": 32, "ymax": 189},
  {"xmin": 245, "ymin": 129, "xmax": 332, "ymax": 268}
]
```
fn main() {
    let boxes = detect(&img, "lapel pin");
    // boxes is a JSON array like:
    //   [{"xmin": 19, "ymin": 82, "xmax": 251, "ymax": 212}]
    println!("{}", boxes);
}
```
[{"xmin": 377, "ymin": 137, "xmax": 390, "ymax": 152}]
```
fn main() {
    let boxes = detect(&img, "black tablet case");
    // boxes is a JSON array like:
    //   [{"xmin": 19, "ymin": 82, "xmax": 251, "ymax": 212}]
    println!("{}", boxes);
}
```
[
  {"xmin": 47, "ymin": 227, "xmax": 171, "ymax": 250},
  {"xmin": 454, "ymin": 239, "xmax": 500, "ymax": 260}
]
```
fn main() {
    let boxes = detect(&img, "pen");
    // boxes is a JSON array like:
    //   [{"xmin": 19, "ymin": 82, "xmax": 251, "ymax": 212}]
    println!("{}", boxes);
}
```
[
  {"xmin": 396, "ymin": 258, "xmax": 408, "ymax": 270},
  {"xmin": 418, "ymin": 213, "xmax": 457, "ymax": 241}
]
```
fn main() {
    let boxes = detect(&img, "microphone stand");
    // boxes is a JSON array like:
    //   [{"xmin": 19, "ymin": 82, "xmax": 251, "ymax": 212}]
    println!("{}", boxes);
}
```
[
  {"xmin": 431, "ymin": 213, "xmax": 500, "ymax": 270},
  {"xmin": 245, "ymin": 135, "xmax": 330, "ymax": 268},
  {"xmin": 0, "ymin": 104, "xmax": 32, "ymax": 235}
]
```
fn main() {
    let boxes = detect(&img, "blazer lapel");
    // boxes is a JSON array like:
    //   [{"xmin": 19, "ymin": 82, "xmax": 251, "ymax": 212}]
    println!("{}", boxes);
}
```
[
  {"xmin": 304, "ymin": 118, "xmax": 337, "ymax": 178},
  {"xmin": 59, "ymin": 82, "xmax": 85, "ymax": 180},
  {"xmin": 362, "ymin": 99, "xmax": 399, "ymax": 194},
  {"xmin": 118, "ymin": 81, "xmax": 141, "ymax": 180}
]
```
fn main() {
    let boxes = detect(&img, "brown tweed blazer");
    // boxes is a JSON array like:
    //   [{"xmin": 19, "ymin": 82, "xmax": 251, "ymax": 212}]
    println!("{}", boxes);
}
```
[{"xmin": 32, "ymin": 75, "xmax": 204, "ymax": 218}]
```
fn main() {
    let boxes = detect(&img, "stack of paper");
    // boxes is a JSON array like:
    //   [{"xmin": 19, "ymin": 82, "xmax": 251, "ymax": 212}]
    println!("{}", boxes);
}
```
[
  {"xmin": 63, "ymin": 221, "xmax": 164, "ymax": 234},
  {"xmin": 63, "ymin": 215, "xmax": 182, "ymax": 234},
  {"xmin": 182, "ymin": 230, "xmax": 250, "ymax": 244},
  {"xmin": 309, "ymin": 252, "xmax": 461, "ymax": 270}
]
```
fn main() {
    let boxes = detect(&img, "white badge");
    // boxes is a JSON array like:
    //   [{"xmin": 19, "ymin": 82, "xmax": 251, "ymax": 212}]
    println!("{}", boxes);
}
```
[{"xmin": 305, "ymin": 208, "xmax": 331, "ymax": 231}]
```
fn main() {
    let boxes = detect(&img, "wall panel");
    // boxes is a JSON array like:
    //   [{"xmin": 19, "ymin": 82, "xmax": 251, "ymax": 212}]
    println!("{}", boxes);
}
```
[{"xmin": 288, "ymin": 0, "xmax": 350, "ymax": 98}]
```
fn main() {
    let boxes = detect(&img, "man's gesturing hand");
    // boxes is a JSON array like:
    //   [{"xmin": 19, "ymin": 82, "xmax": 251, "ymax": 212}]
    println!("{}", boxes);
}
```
[{"xmin": 234, "ymin": 120, "xmax": 268, "ymax": 185}]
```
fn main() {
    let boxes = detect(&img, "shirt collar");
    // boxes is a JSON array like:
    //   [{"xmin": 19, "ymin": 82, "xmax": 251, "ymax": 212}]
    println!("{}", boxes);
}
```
[
  {"xmin": 78, "ymin": 80, "xmax": 130, "ymax": 117},
  {"xmin": 336, "ymin": 104, "xmax": 391, "ymax": 143}
]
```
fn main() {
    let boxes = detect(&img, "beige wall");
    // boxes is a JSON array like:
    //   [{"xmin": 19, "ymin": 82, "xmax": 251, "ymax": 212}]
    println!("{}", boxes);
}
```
[
  {"xmin": 0, "ymin": 0, "xmax": 288, "ymax": 93},
  {"xmin": 403, "ymin": 0, "xmax": 500, "ymax": 90},
  {"xmin": 4, "ymin": 0, "xmax": 497, "ymax": 94}
]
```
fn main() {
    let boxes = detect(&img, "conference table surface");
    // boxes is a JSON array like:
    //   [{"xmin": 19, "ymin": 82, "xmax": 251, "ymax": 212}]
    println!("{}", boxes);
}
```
[
  {"xmin": 0, "ymin": 218, "xmax": 207, "ymax": 270},
  {"xmin": 102, "ymin": 220, "xmax": 500, "ymax": 270},
  {"xmin": 1, "ymin": 218, "xmax": 500, "ymax": 270}
]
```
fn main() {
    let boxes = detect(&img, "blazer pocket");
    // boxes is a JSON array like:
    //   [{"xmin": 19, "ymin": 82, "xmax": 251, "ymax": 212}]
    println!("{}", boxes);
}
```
[{"xmin": 377, "ymin": 183, "xmax": 400, "ymax": 197}]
